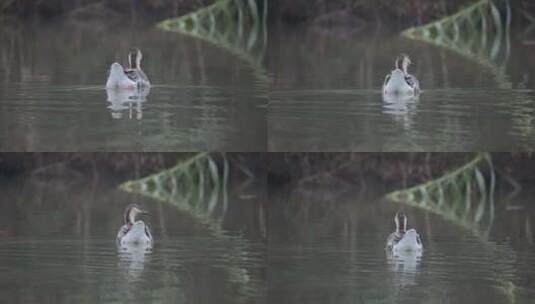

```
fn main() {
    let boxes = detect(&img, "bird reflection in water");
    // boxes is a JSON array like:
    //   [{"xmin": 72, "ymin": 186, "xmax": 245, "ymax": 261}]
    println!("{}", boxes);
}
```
[
  {"xmin": 117, "ymin": 245, "xmax": 152, "ymax": 282},
  {"xmin": 106, "ymin": 87, "xmax": 150, "ymax": 120},
  {"xmin": 387, "ymin": 250, "xmax": 422, "ymax": 288},
  {"xmin": 382, "ymin": 94, "xmax": 419, "ymax": 130}
]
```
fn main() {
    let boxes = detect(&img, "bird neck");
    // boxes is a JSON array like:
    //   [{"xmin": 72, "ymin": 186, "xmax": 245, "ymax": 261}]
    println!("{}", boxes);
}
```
[
  {"xmin": 124, "ymin": 207, "xmax": 137, "ymax": 225},
  {"xmin": 396, "ymin": 217, "xmax": 406, "ymax": 234},
  {"xmin": 395, "ymin": 56, "xmax": 409, "ymax": 74},
  {"xmin": 128, "ymin": 53, "xmax": 138, "ymax": 69},
  {"xmin": 395, "ymin": 57, "xmax": 402, "ymax": 70},
  {"xmin": 128, "ymin": 212, "xmax": 137, "ymax": 224},
  {"xmin": 402, "ymin": 59, "xmax": 409, "ymax": 74}
]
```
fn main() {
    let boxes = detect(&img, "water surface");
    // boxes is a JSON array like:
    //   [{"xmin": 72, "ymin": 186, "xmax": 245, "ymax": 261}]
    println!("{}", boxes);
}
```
[
  {"xmin": 0, "ymin": 174, "xmax": 267, "ymax": 303},
  {"xmin": 2, "ymin": 17, "xmax": 534, "ymax": 151},
  {"xmin": 1, "ymin": 164, "xmax": 535, "ymax": 303},
  {"xmin": 267, "ymin": 184, "xmax": 535, "ymax": 303},
  {"xmin": 0, "ymin": 22, "xmax": 267, "ymax": 151},
  {"xmin": 267, "ymin": 27, "xmax": 535, "ymax": 151}
]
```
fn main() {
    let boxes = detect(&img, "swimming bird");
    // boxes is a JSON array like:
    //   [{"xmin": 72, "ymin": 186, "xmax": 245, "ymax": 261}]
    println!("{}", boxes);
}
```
[
  {"xmin": 386, "ymin": 212, "xmax": 422, "ymax": 253},
  {"xmin": 117, "ymin": 204, "xmax": 153, "ymax": 248},
  {"xmin": 106, "ymin": 49, "xmax": 150, "ymax": 89},
  {"xmin": 383, "ymin": 54, "xmax": 420, "ymax": 96}
]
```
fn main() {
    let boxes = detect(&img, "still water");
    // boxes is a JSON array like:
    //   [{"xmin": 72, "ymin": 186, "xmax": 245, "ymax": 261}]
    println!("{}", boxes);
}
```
[
  {"xmin": 0, "ymin": 21, "xmax": 267, "ymax": 151},
  {"xmin": 0, "ymin": 174, "xmax": 267, "ymax": 303},
  {"xmin": 267, "ymin": 23, "xmax": 535, "ymax": 151},
  {"xmin": 2, "ymin": 12, "xmax": 535, "ymax": 151},
  {"xmin": 267, "ymin": 184, "xmax": 535, "ymax": 304},
  {"xmin": 1, "ymin": 167, "xmax": 535, "ymax": 303}
]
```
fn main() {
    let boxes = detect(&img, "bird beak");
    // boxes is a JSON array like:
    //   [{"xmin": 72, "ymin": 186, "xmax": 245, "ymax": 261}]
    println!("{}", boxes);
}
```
[{"xmin": 133, "ymin": 207, "xmax": 149, "ymax": 215}]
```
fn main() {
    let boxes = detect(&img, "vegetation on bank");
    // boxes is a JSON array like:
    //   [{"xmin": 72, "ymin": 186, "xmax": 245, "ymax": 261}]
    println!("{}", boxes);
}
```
[
  {"xmin": 0, "ymin": 0, "xmax": 466, "ymax": 26},
  {"xmin": 0, "ymin": 0, "xmax": 212, "ymax": 22},
  {"xmin": 2, "ymin": 153, "xmax": 535, "ymax": 190},
  {"xmin": 271, "ymin": 0, "xmax": 477, "ymax": 27},
  {"xmin": 120, "ymin": 153, "xmax": 230, "ymax": 233},
  {"xmin": 0, "ymin": 153, "xmax": 190, "ymax": 179},
  {"xmin": 387, "ymin": 153, "xmax": 496, "ymax": 237},
  {"xmin": 2, "ymin": 0, "xmax": 533, "ymax": 34},
  {"xmin": 157, "ymin": 0, "xmax": 269, "ymax": 83},
  {"xmin": 3, "ymin": 0, "xmax": 529, "ymax": 29}
]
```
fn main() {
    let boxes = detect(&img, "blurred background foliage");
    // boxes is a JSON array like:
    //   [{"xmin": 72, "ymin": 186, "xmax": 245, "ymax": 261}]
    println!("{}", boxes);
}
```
[
  {"xmin": 1, "ymin": 152, "xmax": 535, "ymax": 192},
  {"xmin": 0, "ymin": 0, "xmax": 213, "ymax": 23},
  {"xmin": 2, "ymin": 0, "xmax": 533, "ymax": 31}
]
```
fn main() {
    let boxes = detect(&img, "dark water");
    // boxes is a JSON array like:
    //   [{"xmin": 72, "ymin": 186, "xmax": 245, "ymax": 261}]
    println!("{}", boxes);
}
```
[
  {"xmin": 1, "ymin": 169, "xmax": 535, "ymax": 303},
  {"xmin": 0, "ymin": 174, "xmax": 267, "ymax": 303},
  {"xmin": 2, "ymin": 16, "xmax": 535, "ymax": 152},
  {"xmin": 0, "ymin": 22, "xmax": 267, "ymax": 151},
  {"xmin": 267, "ymin": 27, "xmax": 535, "ymax": 151},
  {"xmin": 267, "ymin": 184, "xmax": 535, "ymax": 304}
]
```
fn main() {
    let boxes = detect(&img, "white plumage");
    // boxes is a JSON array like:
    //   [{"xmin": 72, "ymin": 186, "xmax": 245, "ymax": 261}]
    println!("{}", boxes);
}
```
[
  {"xmin": 386, "ymin": 213, "xmax": 422, "ymax": 254},
  {"xmin": 117, "ymin": 204, "xmax": 153, "ymax": 248},
  {"xmin": 383, "ymin": 54, "xmax": 420, "ymax": 96},
  {"xmin": 106, "ymin": 49, "xmax": 150, "ymax": 89}
]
